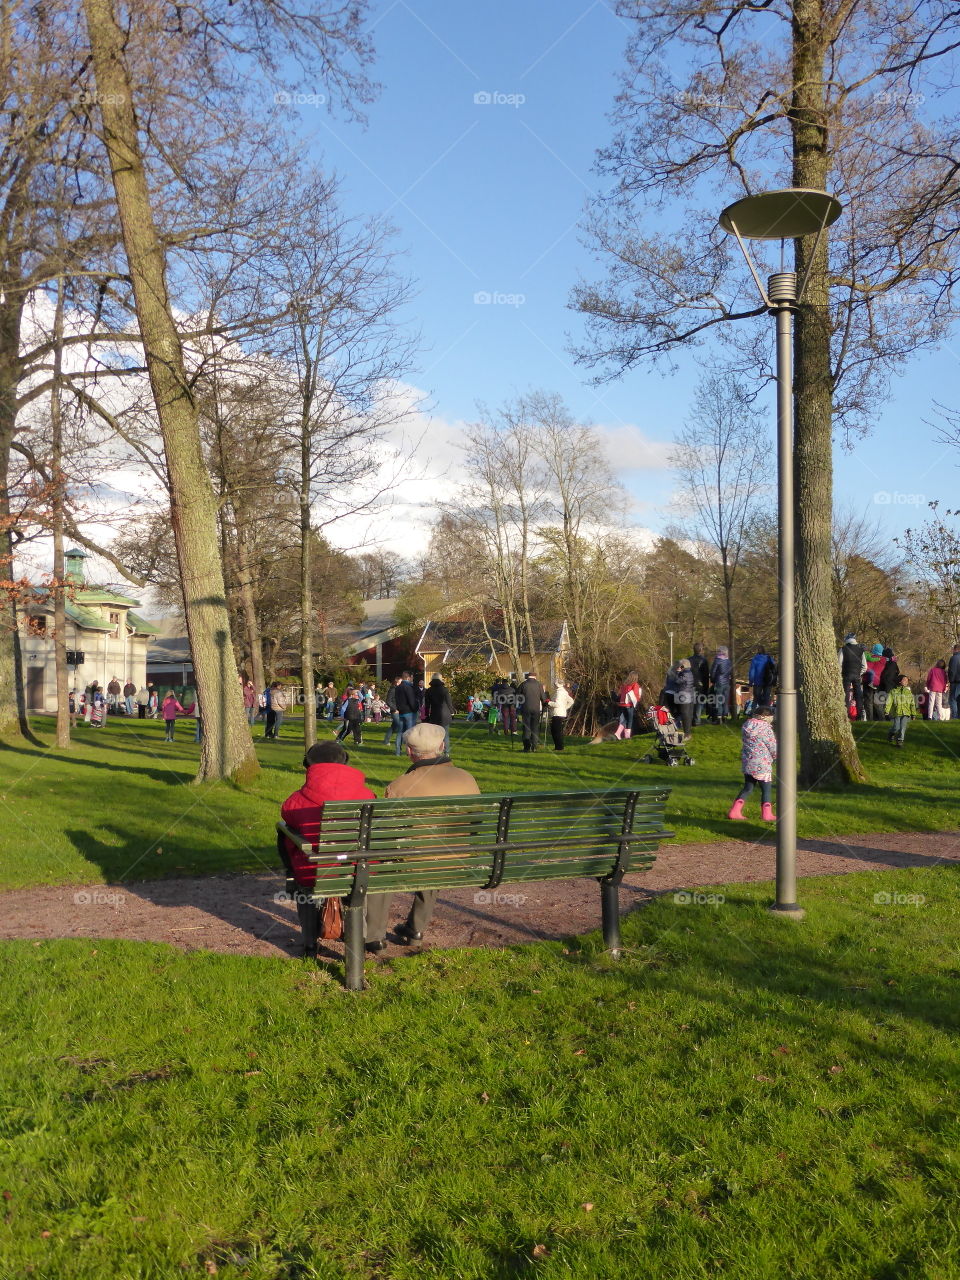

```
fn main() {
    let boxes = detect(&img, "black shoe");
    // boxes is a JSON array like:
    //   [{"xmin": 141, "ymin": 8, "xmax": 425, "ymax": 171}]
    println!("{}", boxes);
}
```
[
  {"xmin": 392, "ymin": 924, "xmax": 423, "ymax": 944},
  {"xmin": 365, "ymin": 939, "xmax": 388, "ymax": 954}
]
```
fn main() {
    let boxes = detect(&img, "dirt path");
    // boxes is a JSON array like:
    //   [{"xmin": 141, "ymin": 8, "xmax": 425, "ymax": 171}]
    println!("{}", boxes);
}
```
[{"xmin": 2, "ymin": 829, "xmax": 957, "ymax": 962}]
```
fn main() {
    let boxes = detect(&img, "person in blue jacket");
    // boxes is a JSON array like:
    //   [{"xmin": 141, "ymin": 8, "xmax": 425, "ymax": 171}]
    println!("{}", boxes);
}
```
[{"xmin": 748, "ymin": 647, "xmax": 777, "ymax": 708}]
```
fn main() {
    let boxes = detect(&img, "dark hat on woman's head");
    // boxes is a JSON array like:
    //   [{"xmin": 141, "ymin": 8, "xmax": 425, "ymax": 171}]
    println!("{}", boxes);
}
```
[{"xmin": 303, "ymin": 741, "xmax": 349, "ymax": 768}]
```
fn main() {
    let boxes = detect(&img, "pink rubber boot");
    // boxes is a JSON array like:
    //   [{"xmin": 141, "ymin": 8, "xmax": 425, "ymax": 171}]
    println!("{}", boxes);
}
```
[
  {"xmin": 761, "ymin": 802, "xmax": 776, "ymax": 822},
  {"xmin": 614, "ymin": 724, "xmax": 625, "ymax": 739},
  {"xmin": 624, "ymin": 728, "xmax": 632, "ymax": 739},
  {"xmin": 727, "ymin": 798, "xmax": 745, "ymax": 820}
]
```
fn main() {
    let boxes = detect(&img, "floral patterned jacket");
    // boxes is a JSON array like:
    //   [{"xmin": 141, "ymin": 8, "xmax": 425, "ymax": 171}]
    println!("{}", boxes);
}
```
[{"xmin": 741, "ymin": 716, "xmax": 777, "ymax": 782}]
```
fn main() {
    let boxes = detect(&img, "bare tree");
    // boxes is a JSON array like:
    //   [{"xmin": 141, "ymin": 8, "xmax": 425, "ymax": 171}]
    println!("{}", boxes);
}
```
[
  {"xmin": 528, "ymin": 390, "xmax": 624, "ymax": 643},
  {"xmin": 670, "ymin": 371, "xmax": 771, "ymax": 695},
  {"xmin": 457, "ymin": 399, "xmax": 552, "ymax": 670},
  {"xmin": 261, "ymin": 189, "xmax": 415, "ymax": 747},
  {"xmin": 572, "ymin": 0, "xmax": 960, "ymax": 784},
  {"xmin": 897, "ymin": 503, "xmax": 960, "ymax": 643}
]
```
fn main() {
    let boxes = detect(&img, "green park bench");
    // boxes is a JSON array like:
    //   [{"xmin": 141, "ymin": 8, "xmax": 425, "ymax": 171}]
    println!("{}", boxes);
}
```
[{"xmin": 277, "ymin": 786, "xmax": 674, "ymax": 990}]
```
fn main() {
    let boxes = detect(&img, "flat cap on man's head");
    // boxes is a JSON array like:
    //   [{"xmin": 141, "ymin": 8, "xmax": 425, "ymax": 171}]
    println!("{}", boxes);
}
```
[{"xmin": 403, "ymin": 722, "xmax": 446, "ymax": 755}]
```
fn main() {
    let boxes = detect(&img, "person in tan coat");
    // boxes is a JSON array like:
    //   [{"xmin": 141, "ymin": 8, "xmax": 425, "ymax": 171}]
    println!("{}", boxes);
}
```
[{"xmin": 364, "ymin": 722, "xmax": 480, "ymax": 950}]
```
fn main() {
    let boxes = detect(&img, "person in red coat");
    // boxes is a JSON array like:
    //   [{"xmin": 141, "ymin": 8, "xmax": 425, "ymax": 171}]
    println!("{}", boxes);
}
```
[{"xmin": 280, "ymin": 741, "xmax": 375, "ymax": 956}]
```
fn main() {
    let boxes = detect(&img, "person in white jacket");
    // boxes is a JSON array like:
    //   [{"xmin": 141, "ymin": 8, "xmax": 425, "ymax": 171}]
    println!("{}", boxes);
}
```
[{"xmin": 549, "ymin": 680, "xmax": 575, "ymax": 751}]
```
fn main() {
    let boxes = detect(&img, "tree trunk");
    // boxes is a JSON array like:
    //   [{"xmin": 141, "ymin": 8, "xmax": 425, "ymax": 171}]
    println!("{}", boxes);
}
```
[
  {"xmin": 83, "ymin": 0, "xmax": 258, "ymax": 783},
  {"xmin": 300, "ymin": 437, "xmax": 316, "ymax": 749},
  {"xmin": 50, "ymin": 281, "xmax": 70, "ymax": 749},
  {"xmin": 235, "ymin": 526, "xmax": 265, "ymax": 691},
  {"xmin": 722, "ymin": 553, "xmax": 736, "ymax": 719},
  {"xmin": 0, "ymin": 299, "xmax": 30, "ymax": 741},
  {"xmin": 792, "ymin": 0, "xmax": 866, "ymax": 785}
]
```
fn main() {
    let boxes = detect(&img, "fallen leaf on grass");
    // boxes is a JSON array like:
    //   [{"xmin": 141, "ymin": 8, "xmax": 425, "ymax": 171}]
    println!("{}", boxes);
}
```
[
  {"xmin": 532, "ymin": 1244, "xmax": 549, "ymax": 1259},
  {"xmin": 573, "ymin": 1049, "xmax": 585, "ymax": 1056},
  {"xmin": 40, "ymin": 1231, "xmax": 51, "ymax": 1238},
  {"xmin": 479, "ymin": 1092, "xmax": 490, "ymax": 1104},
  {"xmin": 2, "ymin": 1191, "xmax": 11, "ymax": 1201},
  {"xmin": 582, "ymin": 1202, "xmax": 594, "ymax": 1212},
  {"xmin": 753, "ymin": 1074, "xmax": 774, "ymax": 1083},
  {"xmin": 204, "ymin": 1262, "xmax": 218, "ymax": 1275},
  {"xmin": 243, "ymin": 1070, "xmax": 262, "ymax": 1077},
  {"xmin": 828, "ymin": 1065, "xmax": 844, "ymax": 1075},
  {"xmin": 773, "ymin": 1045, "xmax": 790, "ymax": 1055}
]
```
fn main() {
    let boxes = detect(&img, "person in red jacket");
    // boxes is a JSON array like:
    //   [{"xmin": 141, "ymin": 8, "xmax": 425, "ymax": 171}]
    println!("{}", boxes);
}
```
[{"xmin": 280, "ymin": 741, "xmax": 376, "ymax": 956}]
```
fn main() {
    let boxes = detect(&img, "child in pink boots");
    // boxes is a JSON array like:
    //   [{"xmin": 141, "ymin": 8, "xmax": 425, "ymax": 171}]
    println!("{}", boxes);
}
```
[{"xmin": 728, "ymin": 705, "xmax": 777, "ymax": 822}]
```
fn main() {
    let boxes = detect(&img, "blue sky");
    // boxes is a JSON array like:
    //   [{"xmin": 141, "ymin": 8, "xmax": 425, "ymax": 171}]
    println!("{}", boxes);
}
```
[{"xmin": 280, "ymin": 0, "xmax": 960, "ymax": 546}]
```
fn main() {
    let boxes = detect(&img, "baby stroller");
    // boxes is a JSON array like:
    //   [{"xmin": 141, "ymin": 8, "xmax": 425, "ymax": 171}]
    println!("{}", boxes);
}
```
[{"xmin": 640, "ymin": 705, "xmax": 696, "ymax": 767}]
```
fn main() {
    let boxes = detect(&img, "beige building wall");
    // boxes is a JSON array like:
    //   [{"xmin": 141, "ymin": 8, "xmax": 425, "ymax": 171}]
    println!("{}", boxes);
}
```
[{"xmin": 19, "ymin": 609, "xmax": 151, "ymax": 713}]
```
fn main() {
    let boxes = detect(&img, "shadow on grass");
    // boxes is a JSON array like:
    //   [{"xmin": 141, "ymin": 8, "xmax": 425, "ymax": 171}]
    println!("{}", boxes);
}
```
[
  {"xmin": 562, "ymin": 882, "xmax": 960, "ymax": 1045},
  {"xmin": 0, "ymin": 740, "xmax": 191, "ymax": 787}
]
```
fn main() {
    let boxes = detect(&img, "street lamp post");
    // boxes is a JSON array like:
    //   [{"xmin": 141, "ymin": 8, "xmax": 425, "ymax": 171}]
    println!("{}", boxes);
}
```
[{"xmin": 718, "ymin": 188, "xmax": 843, "ymax": 920}]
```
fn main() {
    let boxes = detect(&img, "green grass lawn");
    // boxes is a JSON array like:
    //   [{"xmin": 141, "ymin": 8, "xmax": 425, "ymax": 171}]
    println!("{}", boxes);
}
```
[
  {"xmin": 0, "ymin": 713, "xmax": 958, "ymax": 890},
  {"xmin": 1, "ymin": 865, "xmax": 958, "ymax": 1278}
]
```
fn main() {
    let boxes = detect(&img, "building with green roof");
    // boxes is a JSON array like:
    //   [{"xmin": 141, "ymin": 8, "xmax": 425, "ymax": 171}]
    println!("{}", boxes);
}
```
[{"xmin": 19, "ymin": 550, "xmax": 160, "ymax": 712}]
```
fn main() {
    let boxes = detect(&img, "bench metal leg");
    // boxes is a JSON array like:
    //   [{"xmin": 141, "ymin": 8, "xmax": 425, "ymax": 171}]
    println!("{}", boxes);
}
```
[
  {"xmin": 343, "ymin": 897, "xmax": 365, "ymax": 990},
  {"xmin": 600, "ymin": 880, "xmax": 622, "ymax": 958},
  {"xmin": 295, "ymin": 895, "xmax": 320, "ymax": 953}
]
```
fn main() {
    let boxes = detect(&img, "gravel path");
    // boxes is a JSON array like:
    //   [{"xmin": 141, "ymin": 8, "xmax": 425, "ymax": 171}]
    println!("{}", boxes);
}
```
[{"xmin": 2, "ymin": 829, "xmax": 958, "ymax": 962}]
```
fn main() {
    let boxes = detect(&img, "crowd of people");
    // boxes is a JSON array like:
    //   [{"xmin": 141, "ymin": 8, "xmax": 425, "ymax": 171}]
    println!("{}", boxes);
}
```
[
  {"xmin": 839, "ymin": 635, "xmax": 960, "ymax": 731},
  {"xmin": 67, "ymin": 679, "xmax": 202, "ymax": 740},
  {"xmin": 307, "ymin": 670, "xmax": 575, "ymax": 756}
]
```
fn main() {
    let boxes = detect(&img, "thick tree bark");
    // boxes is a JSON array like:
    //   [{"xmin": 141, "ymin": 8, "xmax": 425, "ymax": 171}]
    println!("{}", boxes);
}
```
[
  {"xmin": 792, "ymin": 0, "xmax": 866, "ymax": 785},
  {"xmin": 83, "ymin": 0, "xmax": 258, "ymax": 783},
  {"xmin": 0, "ymin": 299, "xmax": 31, "ymax": 741}
]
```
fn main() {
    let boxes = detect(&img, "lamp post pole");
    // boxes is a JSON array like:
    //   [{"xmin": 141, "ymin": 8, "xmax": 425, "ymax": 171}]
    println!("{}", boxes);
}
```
[
  {"xmin": 769, "ymin": 273, "xmax": 801, "ymax": 915},
  {"xmin": 718, "ymin": 189, "xmax": 843, "ymax": 921}
]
